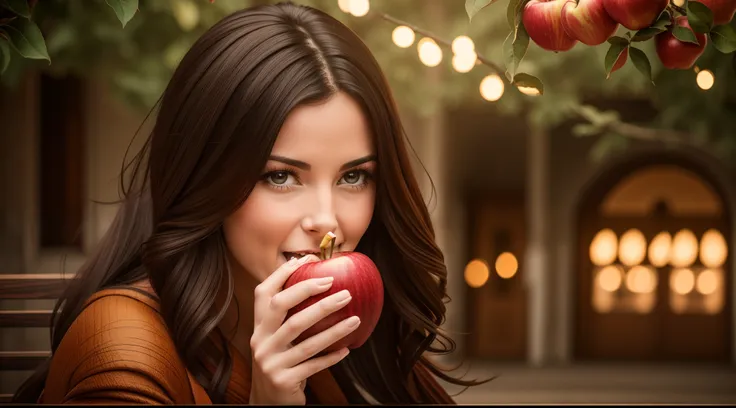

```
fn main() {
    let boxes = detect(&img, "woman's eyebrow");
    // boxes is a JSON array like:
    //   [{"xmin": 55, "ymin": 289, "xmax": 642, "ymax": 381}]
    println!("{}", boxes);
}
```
[
  {"xmin": 340, "ymin": 155, "xmax": 376, "ymax": 171},
  {"xmin": 268, "ymin": 154, "xmax": 376, "ymax": 171},
  {"xmin": 269, "ymin": 155, "xmax": 310, "ymax": 170}
]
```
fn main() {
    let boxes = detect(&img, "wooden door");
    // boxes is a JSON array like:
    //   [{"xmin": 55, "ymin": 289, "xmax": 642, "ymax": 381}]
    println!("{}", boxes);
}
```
[{"xmin": 465, "ymin": 194, "xmax": 528, "ymax": 360}]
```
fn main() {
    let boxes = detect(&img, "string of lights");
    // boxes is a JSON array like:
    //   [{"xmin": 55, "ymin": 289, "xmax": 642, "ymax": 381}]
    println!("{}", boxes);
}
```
[{"xmin": 336, "ymin": 0, "xmax": 525, "ymax": 101}]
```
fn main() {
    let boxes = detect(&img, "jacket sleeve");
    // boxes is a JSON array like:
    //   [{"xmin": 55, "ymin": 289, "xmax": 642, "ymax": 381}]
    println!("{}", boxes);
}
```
[{"xmin": 41, "ymin": 294, "xmax": 196, "ymax": 405}]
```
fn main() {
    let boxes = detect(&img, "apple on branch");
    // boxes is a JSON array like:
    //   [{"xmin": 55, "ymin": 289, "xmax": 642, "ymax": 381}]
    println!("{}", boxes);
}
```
[
  {"xmin": 282, "ymin": 232, "xmax": 385, "ymax": 353},
  {"xmin": 696, "ymin": 0, "xmax": 736, "ymax": 25},
  {"xmin": 655, "ymin": 16, "xmax": 708, "ymax": 70},
  {"xmin": 561, "ymin": 0, "xmax": 619, "ymax": 46},
  {"xmin": 523, "ymin": 0, "xmax": 578, "ymax": 52},
  {"xmin": 602, "ymin": 0, "xmax": 669, "ymax": 30}
]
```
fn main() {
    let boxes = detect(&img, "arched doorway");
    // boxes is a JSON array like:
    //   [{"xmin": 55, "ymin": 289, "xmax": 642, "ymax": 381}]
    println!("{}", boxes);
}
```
[{"xmin": 575, "ymin": 157, "xmax": 732, "ymax": 362}]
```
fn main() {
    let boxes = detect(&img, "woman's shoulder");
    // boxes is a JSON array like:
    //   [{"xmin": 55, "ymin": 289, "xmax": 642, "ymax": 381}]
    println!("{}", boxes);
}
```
[{"xmin": 40, "ymin": 283, "xmax": 205, "ymax": 404}]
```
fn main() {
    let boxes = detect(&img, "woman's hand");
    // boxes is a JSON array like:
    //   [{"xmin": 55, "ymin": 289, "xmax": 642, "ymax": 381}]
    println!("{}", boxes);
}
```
[{"xmin": 249, "ymin": 255, "xmax": 361, "ymax": 405}]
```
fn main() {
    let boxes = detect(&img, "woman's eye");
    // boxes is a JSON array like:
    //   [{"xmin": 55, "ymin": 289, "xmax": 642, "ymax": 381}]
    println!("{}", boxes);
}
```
[
  {"xmin": 342, "ymin": 171, "xmax": 362, "ymax": 184},
  {"xmin": 268, "ymin": 171, "xmax": 291, "ymax": 185}
]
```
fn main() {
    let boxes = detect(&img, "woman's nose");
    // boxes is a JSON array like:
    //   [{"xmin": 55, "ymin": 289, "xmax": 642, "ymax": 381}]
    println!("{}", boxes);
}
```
[{"xmin": 300, "ymin": 186, "xmax": 338, "ymax": 237}]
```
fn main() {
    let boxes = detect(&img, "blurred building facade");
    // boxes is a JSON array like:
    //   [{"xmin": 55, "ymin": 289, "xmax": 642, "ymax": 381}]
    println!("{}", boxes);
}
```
[
  {"xmin": 0, "ymin": 68, "xmax": 734, "ymax": 400},
  {"xmin": 430, "ymin": 100, "xmax": 735, "ymax": 368}
]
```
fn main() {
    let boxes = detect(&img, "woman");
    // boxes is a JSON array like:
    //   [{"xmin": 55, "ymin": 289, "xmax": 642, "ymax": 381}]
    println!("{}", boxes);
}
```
[{"xmin": 13, "ymin": 1, "xmax": 487, "ymax": 405}]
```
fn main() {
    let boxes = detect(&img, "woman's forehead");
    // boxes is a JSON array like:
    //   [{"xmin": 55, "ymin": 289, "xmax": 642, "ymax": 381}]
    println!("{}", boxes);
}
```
[{"xmin": 270, "ymin": 92, "xmax": 375, "ymax": 161}]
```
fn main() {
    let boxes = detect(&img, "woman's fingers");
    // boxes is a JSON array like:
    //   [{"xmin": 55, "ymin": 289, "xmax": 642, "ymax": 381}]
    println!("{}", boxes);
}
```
[
  {"xmin": 278, "ymin": 315, "xmax": 361, "ymax": 368},
  {"xmin": 286, "ymin": 347, "xmax": 351, "ymax": 384},
  {"xmin": 269, "ymin": 276, "xmax": 335, "ymax": 317},
  {"xmin": 253, "ymin": 255, "xmax": 320, "ymax": 327},
  {"xmin": 270, "ymin": 289, "xmax": 352, "ymax": 347}
]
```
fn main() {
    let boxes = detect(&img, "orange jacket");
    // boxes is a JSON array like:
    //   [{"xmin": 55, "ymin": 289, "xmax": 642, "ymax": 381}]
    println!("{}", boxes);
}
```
[{"xmin": 37, "ymin": 285, "xmax": 454, "ymax": 404}]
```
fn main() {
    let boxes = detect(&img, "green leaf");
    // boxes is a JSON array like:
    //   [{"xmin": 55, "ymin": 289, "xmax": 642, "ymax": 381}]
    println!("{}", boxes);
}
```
[
  {"xmin": 465, "ymin": 0, "xmax": 496, "ymax": 22},
  {"xmin": 629, "ymin": 47, "xmax": 653, "ymax": 85},
  {"xmin": 631, "ymin": 27, "xmax": 665, "ymax": 41},
  {"xmin": 502, "ymin": 32, "xmax": 512, "ymax": 60},
  {"xmin": 504, "ymin": 1, "xmax": 532, "ymax": 80},
  {"xmin": 2, "ymin": 0, "xmax": 31, "ymax": 19},
  {"xmin": 632, "ymin": 9, "xmax": 671, "ymax": 41},
  {"xmin": 606, "ymin": 35, "xmax": 629, "ymax": 46},
  {"xmin": 106, "ymin": 0, "xmax": 139, "ymax": 28},
  {"xmin": 654, "ymin": 14, "xmax": 671, "ymax": 30},
  {"xmin": 506, "ymin": 0, "xmax": 520, "ymax": 28},
  {"xmin": 0, "ymin": 39, "xmax": 10, "ymax": 74},
  {"xmin": 502, "ymin": 32, "xmax": 514, "ymax": 81},
  {"xmin": 606, "ymin": 36, "xmax": 629, "ymax": 46},
  {"xmin": 512, "ymin": 23, "xmax": 529, "ymax": 71},
  {"xmin": 710, "ymin": 24, "xmax": 736, "ymax": 53},
  {"xmin": 687, "ymin": 1, "xmax": 714, "ymax": 34},
  {"xmin": 604, "ymin": 39, "xmax": 628, "ymax": 79},
  {"xmin": 506, "ymin": 0, "xmax": 529, "ymax": 29},
  {"xmin": 503, "ymin": 21, "xmax": 530, "ymax": 80},
  {"xmin": 672, "ymin": 25, "xmax": 700, "ymax": 44},
  {"xmin": 512, "ymin": 72, "xmax": 544, "ymax": 95},
  {"xmin": 3, "ymin": 18, "xmax": 49, "ymax": 61}
]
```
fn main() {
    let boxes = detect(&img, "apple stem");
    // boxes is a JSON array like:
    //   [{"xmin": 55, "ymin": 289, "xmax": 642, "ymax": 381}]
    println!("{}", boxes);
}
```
[{"xmin": 319, "ymin": 232, "xmax": 337, "ymax": 261}]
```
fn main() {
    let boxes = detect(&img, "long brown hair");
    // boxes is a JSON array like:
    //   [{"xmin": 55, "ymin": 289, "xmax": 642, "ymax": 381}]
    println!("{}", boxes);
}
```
[{"xmin": 14, "ymin": 2, "xmax": 486, "ymax": 404}]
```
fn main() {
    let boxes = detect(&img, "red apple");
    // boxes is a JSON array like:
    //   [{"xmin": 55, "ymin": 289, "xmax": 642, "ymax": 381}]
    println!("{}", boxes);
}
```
[
  {"xmin": 283, "ymin": 248, "xmax": 384, "ymax": 353},
  {"xmin": 655, "ymin": 16, "xmax": 708, "ymax": 70},
  {"xmin": 561, "ymin": 0, "xmax": 619, "ymax": 46},
  {"xmin": 523, "ymin": 0, "xmax": 578, "ymax": 52},
  {"xmin": 602, "ymin": 0, "xmax": 669, "ymax": 30},
  {"xmin": 696, "ymin": 0, "xmax": 736, "ymax": 25}
]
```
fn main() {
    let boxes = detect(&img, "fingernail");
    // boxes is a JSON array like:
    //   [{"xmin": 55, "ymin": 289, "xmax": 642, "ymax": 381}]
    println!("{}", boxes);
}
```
[
  {"xmin": 317, "ymin": 277, "xmax": 334, "ymax": 285},
  {"xmin": 288, "ymin": 257, "xmax": 298, "ymax": 265},
  {"xmin": 335, "ymin": 294, "xmax": 352, "ymax": 307},
  {"xmin": 345, "ymin": 316, "xmax": 360, "ymax": 328},
  {"xmin": 335, "ymin": 289, "xmax": 350, "ymax": 300}
]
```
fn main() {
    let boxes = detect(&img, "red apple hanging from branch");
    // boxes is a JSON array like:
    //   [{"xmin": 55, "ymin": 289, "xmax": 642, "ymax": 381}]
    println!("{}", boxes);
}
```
[
  {"xmin": 656, "ymin": 15, "xmax": 708, "ymax": 69},
  {"xmin": 561, "ymin": 0, "xmax": 620, "ymax": 46},
  {"xmin": 602, "ymin": 0, "xmax": 669, "ymax": 30},
  {"xmin": 522, "ymin": 0, "xmax": 577, "ymax": 51},
  {"xmin": 465, "ymin": 0, "xmax": 736, "ymax": 95}
]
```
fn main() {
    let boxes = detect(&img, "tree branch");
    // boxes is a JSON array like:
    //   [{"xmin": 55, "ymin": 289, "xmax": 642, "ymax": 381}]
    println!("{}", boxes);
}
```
[
  {"xmin": 368, "ymin": 8, "xmax": 696, "ymax": 148},
  {"xmin": 609, "ymin": 121, "xmax": 689, "ymax": 144}
]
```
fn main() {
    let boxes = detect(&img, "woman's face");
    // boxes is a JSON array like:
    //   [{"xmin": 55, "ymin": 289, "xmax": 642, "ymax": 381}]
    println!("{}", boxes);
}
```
[{"xmin": 223, "ymin": 91, "xmax": 377, "ymax": 282}]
